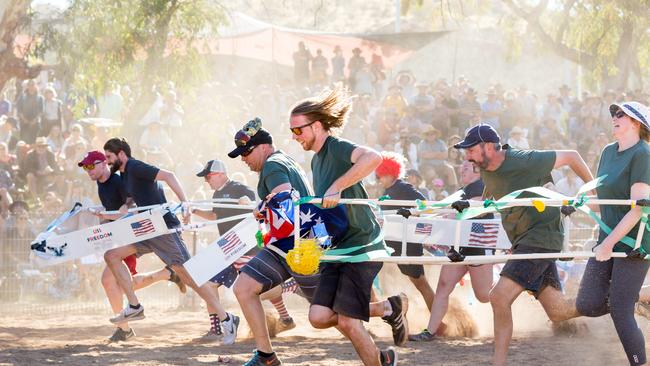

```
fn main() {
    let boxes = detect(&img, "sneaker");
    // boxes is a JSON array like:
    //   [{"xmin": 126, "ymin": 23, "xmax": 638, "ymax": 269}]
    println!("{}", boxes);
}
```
[
  {"xmin": 636, "ymin": 302, "xmax": 650, "ymax": 320},
  {"xmin": 192, "ymin": 329, "xmax": 223, "ymax": 343},
  {"xmin": 243, "ymin": 350, "xmax": 282, "ymax": 366},
  {"xmin": 108, "ymin": 327, "xmax": 135, "ymax": 342},
  {"xmin": 167, "ymin": 266, "xmax": 187, "ymax": 294},
  {"xmin": 380, "ymin": 347, "xmax": 398, "ymax": 366},
  {"xmin": 221, "ymin": 313, "xmax": 240, "ymax": 345},
  {"xmin": 275, "ymin": 317, "xmax": 296, "ymax": 335},
  {"xmin": 109, "ymin": 305, "xmax": 145, "ymax": 324},
  {"xmin": 408, "ymin": 328, "xmax": 435, "ymax": 342},
  {"xmin": 382, "ymin": 293, "xmax": 409, "ymax": 346}
]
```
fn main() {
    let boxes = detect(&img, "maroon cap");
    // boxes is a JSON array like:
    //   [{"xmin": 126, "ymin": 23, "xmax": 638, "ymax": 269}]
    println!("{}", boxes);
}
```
[{"xmin": 77, "ymin": 151, "xmax": 106, "ymax": 167}]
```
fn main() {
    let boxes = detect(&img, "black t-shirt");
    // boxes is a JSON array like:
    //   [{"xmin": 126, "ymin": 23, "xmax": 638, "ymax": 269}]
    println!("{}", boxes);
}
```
[
  {"xmin": 122, "ymin": 158, "xmax": 180, "ymax": 228},
  {"xmin": 97, "ymin": 173, "xmax": 128, "ymax": 211},
  {"xmin": 383, "ymin": 179, "xmax": 426, "ymax": 203},
  {"xmin": 461, "ymin": 179, "xmax": 494, "ymax": 219},
  {"xmin": 212, "ymin": 180, "xmax": 256, "ymax": 234}
]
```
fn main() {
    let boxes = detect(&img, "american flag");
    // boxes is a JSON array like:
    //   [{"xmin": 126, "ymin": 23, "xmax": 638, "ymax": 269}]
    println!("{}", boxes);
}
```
[
  {"xmin": 131, "ymin": 219, "xmax": 155, "ymax": 237},
  {"xmin": 218, "ymin": 231, "xmax": 243, "ymax": 256},
  {"xmin": 468, "ymin": 222, "xmax": 499, "ymax": 247},
  {"xmin": 415, "ymin": 223, "xmax": 433, "ymax": 235}
]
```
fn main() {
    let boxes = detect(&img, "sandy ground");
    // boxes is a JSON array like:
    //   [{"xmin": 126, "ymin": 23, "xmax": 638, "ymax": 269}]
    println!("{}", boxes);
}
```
[{"xmin": 1, "ymin": 264, "xmax": 649, "ymax": 365}]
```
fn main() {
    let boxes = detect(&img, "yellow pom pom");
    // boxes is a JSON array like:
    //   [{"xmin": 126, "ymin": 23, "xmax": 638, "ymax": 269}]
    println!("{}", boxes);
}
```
[
  {"xmin": 286, "ymin": 238, "xmax": 322, "ymax": 275},
  {"xmin": 532, "ymin": 199, "xmax": 546, "ymax": 212}
]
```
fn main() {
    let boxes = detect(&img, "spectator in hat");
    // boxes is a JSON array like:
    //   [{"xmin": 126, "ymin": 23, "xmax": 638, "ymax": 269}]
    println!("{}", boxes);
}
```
[
  {"xmin": 382, "ymin": 85, "xmax": 407, "ymax": 118},
  {"xmin": 41, "ymin": 86, "xmax": 63, "ymax": 136},
  {"xmin": 331, "ymin": 45, "xmax": 345, "ymax": 83},
  {"xmin": 21, "ymin": 136, "xmax": 63, "ymax": 197},
  {"xmin": 293, "ymin": 42, "xmax": 312, "ymax": 86},
  {"xmin": 458, "ymin": 88, "xmax": 482, "ymax": 127},
  {"xmin": 347, "ymin": 47, "xmax": 365, "ymax": 90},
  {"xmin": 410, "ymin": 82, "xmax": 435, "ymax": 122},
  {"xmin": 16, "ymin": 79, "xmax": 43, "ymax": 144},
  {"xmin": 507, "ymin": 126, "xmax": 529, "ymax": 149},
  {"xmin": 418, "ymin": 125, "xmax": 458, "ymax": 189},
  {"xmin": 481, "ymin": 88, "xmax": 503, "ymax": 129}
]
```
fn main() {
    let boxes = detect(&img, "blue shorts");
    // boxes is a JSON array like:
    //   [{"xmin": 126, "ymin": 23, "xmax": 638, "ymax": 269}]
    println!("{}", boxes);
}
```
[{"xmin": 500, "ymin": 244, "xmax": 562, "ymax": 298}]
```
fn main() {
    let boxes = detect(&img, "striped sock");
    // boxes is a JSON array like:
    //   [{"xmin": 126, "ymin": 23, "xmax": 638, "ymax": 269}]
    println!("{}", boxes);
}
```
[
  {"xmin": 281, "ymin": 279, "xmax": 299, "ymax": 294},
  {"xmin": 210, "ymin": 313, "xmax": 222, "ymax": 335},
  {"xmin": 270, "ymin": 297, "xmax": 290, "ymax": 320}
]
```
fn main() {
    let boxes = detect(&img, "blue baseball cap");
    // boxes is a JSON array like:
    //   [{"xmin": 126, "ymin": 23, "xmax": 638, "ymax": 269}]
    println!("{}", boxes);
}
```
[{"xmin": 454, "ymin": 124, "xmax": 501, "ymax": 149}]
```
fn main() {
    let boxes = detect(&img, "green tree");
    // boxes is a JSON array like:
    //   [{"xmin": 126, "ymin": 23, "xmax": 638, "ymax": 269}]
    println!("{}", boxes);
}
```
[
  {"xmin": 39, "ymin": 0, "xmax": 227, "ymax": 122},
  {"xmin": 502, "ymin": 0, "xmax": 650, "ymax": 90},
  {"xmin": 0, "ymin": 0, "xmax": 41, "ymax": 91}
]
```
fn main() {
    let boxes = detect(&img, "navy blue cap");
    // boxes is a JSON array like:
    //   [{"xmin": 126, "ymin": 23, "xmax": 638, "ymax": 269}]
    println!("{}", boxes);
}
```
[{"xmin": 454, "ymin": 124, "xmax": 501, "ymax": 149}]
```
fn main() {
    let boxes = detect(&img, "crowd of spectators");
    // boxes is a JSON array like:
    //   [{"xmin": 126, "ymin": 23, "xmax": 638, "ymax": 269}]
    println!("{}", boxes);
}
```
[{"xmin": 1, "ymin": 42, "xmax": 649, "ymax": 302}]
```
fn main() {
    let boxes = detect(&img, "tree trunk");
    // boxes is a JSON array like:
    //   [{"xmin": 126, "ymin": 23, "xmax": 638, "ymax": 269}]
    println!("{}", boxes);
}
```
[
  {"xmin": 602, "ymin": 21, "xmax": 635, "ymax": 90},
  {"xmin": 0, "ymin": 0, "xmax": 41, "ymax": 91}
]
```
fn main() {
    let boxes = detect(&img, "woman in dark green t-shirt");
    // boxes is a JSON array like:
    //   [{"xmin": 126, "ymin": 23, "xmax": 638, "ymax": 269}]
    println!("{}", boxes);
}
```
[{"xmin": 576, "ymin": 101, "xmax": 650, "ymax": 366}]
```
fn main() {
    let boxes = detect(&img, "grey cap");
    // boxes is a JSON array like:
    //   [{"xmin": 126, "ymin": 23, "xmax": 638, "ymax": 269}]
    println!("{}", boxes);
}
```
[{"xmin": 196, "ymin": 159, "xmax": 227, "ymax": 177}]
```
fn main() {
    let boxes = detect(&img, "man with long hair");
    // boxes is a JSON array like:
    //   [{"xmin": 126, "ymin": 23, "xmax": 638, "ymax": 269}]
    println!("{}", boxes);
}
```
[{"xmin": 289, "ymin": 88, "xmax": 403, "ymax": 366}]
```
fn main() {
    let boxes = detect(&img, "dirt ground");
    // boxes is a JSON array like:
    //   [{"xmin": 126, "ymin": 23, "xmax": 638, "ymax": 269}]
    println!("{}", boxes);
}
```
[{"xmin": 1, "ymin": 264, "xmax": 648, "ymax": 365}]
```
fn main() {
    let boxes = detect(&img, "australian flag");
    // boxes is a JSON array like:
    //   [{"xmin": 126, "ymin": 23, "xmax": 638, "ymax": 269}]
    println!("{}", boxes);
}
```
[{"xmin": 258, "ymin": 190, "xmax": 349, "ymax": 252}]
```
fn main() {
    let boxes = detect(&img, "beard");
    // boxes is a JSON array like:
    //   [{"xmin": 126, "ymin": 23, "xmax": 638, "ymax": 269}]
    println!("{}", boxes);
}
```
[{"xmin": 109, "ymin": 159, "xmax": 122, "ymax": 174}]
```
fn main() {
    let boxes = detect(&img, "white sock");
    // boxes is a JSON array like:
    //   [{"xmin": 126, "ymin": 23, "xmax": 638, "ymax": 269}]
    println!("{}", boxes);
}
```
[{"xmin": 383, "ymin": 300, "xmax": 393, "ymax": 317}]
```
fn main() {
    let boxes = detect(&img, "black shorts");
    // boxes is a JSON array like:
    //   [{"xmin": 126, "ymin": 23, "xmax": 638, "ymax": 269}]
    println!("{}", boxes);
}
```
[
  {"xmin": 500, "ymin": 244, "xmax": 562, "ymax": 298},
  {"xmin": 386, "ymin": 240, "xmax": 424, "ymax": 278},
  {"xmin": 210, "ymin": 247, "xmax": 259, "ymax": 288},
  {"xmin": 239, "ymin": 247, "xmax": 320, "ymax": 301},
  {"xmin": 311, "ymin": 261, "xmax": 383, "ymax": 321}
]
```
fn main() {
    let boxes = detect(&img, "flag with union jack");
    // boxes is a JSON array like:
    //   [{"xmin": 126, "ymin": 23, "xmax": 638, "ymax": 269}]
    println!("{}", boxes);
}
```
[
  {"xmin": 468, "ymin": 222, "xmax": 499, "ymax": 247},
  {"xmin": 414, "ymin": 223, "xmax": 433, "ymax": 235},
  {"xmin": 217, "ymin": 231, "xmax": 243, "ymax": 256},
  {"xmin": 130, "ymin": 219, "xmax": 155, "ymax": 237}
]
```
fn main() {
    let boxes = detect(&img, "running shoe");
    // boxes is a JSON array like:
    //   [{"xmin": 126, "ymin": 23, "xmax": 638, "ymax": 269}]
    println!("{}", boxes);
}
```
[
  {"xmin": 108, "ymin": 327, "xmax": 135, "ymax": 342},
  {"xmin": 408, "ymin": 328, "xmax": 436, "ymax": 342},
  {"xmin": 166, "ymin": 266, "xmax": 187, "ymax": 294},
  {"xmin": 382, "ymin": 293, "xmax": 409, "ymax": 346},
  {"xmin": 192, "ymin": 329, "xmax": 223, "ymax": 343},
  {"xmin": 109, "ymin": 305, "xmax": 145, "ymax": 324},
  {"xmin": 222, "ymin": 313, "xmax": 240, "ymax": 345},
  {"xmin": 275, "ymin": 317, "xmax": 296, "ymax": 335},
  {"xmin": 380, "ymin": 347, "xmax": 398, "ymax": 366},
  {"xmin": 243, "ymin": 350, "xmax": 282, "ymax": 366},
  {"xmin": 636, "ymin": 302, "xmax": 650, "ymax": 320}
]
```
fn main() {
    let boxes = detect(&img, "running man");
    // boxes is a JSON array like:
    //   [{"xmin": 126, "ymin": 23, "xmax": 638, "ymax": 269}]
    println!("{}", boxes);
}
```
[
  {"xmin": 228, "ymin": 119, "xmax": 321, "ymax": 366},
  {"xmin": 101, "ymin": 138, "xmax": 239, "ymax": 345},
  {"xmin": 453, "ymin": 124, "xmax": 594, "ymax": 366},
  {"xmin": 191, "ymin": 158, "xmax": 296, "ymax": 342},
  {"xmin": 79, "ymin": 150, "xmax": 186, "ymax": 342},
  {"xmin": 289, "ymin": 88, "xmax": 402, "ymax": 366},
  {"xmin": 410, "ymin": 160, "xmax": 494, "ymax": 341}
]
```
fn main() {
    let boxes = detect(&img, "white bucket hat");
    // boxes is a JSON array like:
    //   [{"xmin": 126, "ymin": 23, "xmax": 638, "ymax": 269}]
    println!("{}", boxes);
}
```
[{"xmin": 609, "ymin": 101, "xmax": 650, "ymax": 131}]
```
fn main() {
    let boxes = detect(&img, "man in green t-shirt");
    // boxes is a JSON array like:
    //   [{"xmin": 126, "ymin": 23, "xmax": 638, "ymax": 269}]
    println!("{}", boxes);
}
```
[
  {"xmin": 289, "ymin": 88, "xmax": 404, "ymax": 366},
  {"xmin": 228, "ymin": 118, "xmax": 320, "ymax": 366},
  {"xmin": 453, "ymin": 124, "xmax": 595, "ymax": 366}
]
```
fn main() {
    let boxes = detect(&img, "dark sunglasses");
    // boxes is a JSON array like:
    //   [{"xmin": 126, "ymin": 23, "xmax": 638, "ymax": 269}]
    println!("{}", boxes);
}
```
[
  {"xmin": 240, "ymin": 145, "xmax": 257, "ymax": 157},
  {"xmin": 611, "ymin": 110, "xmax": 626, "ymax": 119},
  {"xmin": 290, "ymin": 120, "xmax": 317, "ymax": 135}
]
